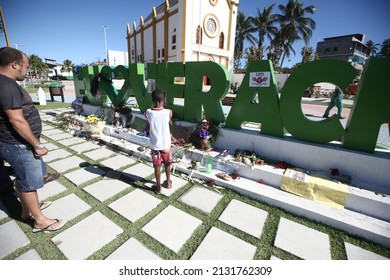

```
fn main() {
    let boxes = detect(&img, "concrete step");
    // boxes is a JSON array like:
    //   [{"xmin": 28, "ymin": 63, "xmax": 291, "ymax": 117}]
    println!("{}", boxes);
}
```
[
  {"xmin": 174, "ymin": 164, "xmax": 390, "ymax": 249},
  {"xmin": 98, "ymin": 129, "xmax": 390, "ymax": 248}
]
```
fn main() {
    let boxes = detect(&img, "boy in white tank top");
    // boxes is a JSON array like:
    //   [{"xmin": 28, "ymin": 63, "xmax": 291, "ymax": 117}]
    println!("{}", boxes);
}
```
[{"xmin": 145, "ymin": 89, "xmax": 172, "ymax": 193}]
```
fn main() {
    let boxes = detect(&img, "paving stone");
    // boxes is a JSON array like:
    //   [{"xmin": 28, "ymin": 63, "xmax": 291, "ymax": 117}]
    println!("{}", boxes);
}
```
[
  {"xmin": 274, "ymin": 217, "xmax": 331, "ymax": 260},
  {"xmin": 41, "ymin": 194, "xmax": 91, "ymax": 222},
  {"xmin": 15, "ymin": 249, "xmax": 42, "ymax": 260},
  {"xmin": 100, "ymin": 154, "xmax": 136, "ymax": 170},
  {"xmin": 122, "ymin": 163, "xmax": 155, "ymax": 181},
  {"xmin": 40, "ymin": 115, "xmax": 55, "ymax": 121},
  {"xmin": 109, "ymin": 189, "xmax": 161, "ymax": 222},
  {"xmin": 218, "ymin": 199, "xmax": 268, "ymax": 238},
  {"xmin": 69, "ymin": 142, "xmax": 101, "ymax": 153},
  {"xmin": 46, "ymin": 132, "xmax": 73, "ymax": 141},
  {"xmin": 106, "ymin": 238, "xmax": 162, "ymax": 260},
  {"xmin": 64, "ymin": 166, "xmax": 106, "ymax": 186},
  {"xmin": 43, "ymin": 149, "xmax": 72, "ymax": 162},
  {"xmin": 51, "ymin": 211, "xmax": 123, "ymax": 259},
  {"xmin": 38, "ymin": 181, "xmax": 68, "ymax": 201},
  {"xmin": 47, "ymin": 155, "xmax": 89, "ymax": 173},
  {"xmin": 190, "ymin": 227, "xmax": 257, "ymax": 260},
  {"xmin": 42, "ymin": 128, "xmax": 64, "ymax": 136},
  {"xmin": 53, "ymin": 108, "xmax": 74, "ymax": 113},
  {"xmin": 83, "ymin": 148, "xmax": 116, "ymax": 161},
  {"xmin": 344, "ymin": 242, "xmax": 388, "ymax": 260},
  {"xmin": 142, "ymin": 205, "xmax": 202, "ymax": 253},
  {"xmin": 58, "ymin": 137, "xmax": 86, "ymax": 146},
  {"xmin": 145, "ymin": 174, "xmax": 189, "ymax": 197},
  {"xmin": 0, "ymin": 199, "xmax": 9, "ymax": 220},
  {"xmin": 44, "ymin": 142, "xmax": 60, "ymax": 151},
  {"xmin": 84, "ymin": 179, "xmax": 131, "ymax": 202},
  {"xmin": 0, "ymin": 221, "xmax": 30, "ymax": 259},
  {"xmin": 42, "ymin": 125, "xmax": 56, "ymax": 131},
  {"xmin": 178, "ymin": 185, "xmax": 223, "ymax": 214}
]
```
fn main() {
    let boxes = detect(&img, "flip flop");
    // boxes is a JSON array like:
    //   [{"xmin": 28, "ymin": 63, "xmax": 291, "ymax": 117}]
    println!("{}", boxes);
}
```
[
  {"xmin": 40, "ymin": 201, "xmax": 52, "ymax": 211},
  {"xmin": 32, "ymin": 219, "xmax": 66, "ymax": 233},
  {"xmin": 21, "ymin": 201, "xmax": 52, "ymax": 221}
]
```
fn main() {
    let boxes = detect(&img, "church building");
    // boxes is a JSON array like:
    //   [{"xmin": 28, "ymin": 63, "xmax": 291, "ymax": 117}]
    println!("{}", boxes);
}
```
[{"xmin": 126, "ymin": 0, "xmax": 239, "ymax": 76}]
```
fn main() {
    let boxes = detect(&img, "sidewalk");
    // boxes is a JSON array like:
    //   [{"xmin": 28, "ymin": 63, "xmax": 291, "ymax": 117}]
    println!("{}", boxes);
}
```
[{"xmin": 0, "ymin": 108, "xmax": 389, "ymax": 260}]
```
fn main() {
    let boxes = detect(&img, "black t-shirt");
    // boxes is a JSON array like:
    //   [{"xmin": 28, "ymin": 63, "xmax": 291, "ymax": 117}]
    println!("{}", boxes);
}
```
[{"xmin": 0, "ymin": 74, "xmax": 42, "ymax": 145}]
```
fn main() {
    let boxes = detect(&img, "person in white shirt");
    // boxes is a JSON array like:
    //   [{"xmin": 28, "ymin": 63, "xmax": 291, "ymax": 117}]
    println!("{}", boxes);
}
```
[{"xmin": 145, "ymin": 89, "xmax": 172, "ymax": 193}]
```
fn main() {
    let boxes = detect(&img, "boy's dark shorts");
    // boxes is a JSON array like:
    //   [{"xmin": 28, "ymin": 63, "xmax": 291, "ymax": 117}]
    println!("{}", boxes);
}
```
[{"xmin": 151, "ymin": 149, "xmax": 172, "ymax": 168}]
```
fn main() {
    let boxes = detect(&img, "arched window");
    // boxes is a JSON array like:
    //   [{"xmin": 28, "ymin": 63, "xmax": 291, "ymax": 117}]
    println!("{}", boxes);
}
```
[
  {"xmin": 196, "ymin": 25, "xmax": 203, "ymax": 44},
  {"xmin": 219, "ymin": 32, "xmax": 224, "ymax": 49}
]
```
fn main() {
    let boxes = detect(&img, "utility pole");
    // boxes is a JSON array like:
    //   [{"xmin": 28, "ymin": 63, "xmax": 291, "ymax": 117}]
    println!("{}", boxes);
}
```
[
  {"xmin": 102, "ymin": 25, "xmax": 109, "ymax": 65},
  {"xmin": 0, "ymin": 6, "xmax": 10, "ymax": 47}
]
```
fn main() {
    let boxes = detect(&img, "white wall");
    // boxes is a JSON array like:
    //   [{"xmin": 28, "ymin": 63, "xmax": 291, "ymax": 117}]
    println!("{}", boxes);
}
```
[
  {"xmin": 214, "ymin": 127, "xmax": 390, "ymax": 195},
  {"xmin": 108, "ymin": 50, "xmax": 128, "ymax": 66}
]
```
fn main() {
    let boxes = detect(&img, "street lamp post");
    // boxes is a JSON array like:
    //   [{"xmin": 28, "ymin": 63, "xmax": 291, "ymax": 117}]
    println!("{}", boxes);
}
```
[
  {"xmin": 11, "ymin": 43, "xmax": 24, "ymax": 50},
  {"xmin": 102, "ymin": 25, "xmax": 109, "ymax": 65}
]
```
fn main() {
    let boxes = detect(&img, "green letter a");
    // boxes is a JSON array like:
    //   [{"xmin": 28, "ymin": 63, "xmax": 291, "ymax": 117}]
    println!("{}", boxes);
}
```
[{"xmin": 225, "ymin": 60, "xmax": 284, "ymax": 137}]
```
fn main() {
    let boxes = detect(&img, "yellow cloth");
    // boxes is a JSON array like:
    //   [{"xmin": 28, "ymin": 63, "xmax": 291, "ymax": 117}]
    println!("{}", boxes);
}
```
[{"xmin": 281, "ymin": 169, "xmax": 349, "ymax": 209}]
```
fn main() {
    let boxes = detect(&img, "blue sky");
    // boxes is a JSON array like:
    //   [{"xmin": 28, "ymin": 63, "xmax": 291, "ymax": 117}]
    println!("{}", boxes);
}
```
[{"xmin": 1, "ymin": 0, "xmax": 389, "ymax": 67}]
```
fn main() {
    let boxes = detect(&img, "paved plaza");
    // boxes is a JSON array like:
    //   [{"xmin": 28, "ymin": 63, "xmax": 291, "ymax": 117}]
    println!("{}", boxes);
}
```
[{"xmin": 0, "ymin": 108, "xmax": 389, "ymax": 260}]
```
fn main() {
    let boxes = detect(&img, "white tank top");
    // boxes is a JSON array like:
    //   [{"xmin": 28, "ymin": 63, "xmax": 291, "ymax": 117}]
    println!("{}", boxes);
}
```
[{"xmin": 145, "ymin": 108, "xmax": 172, "ymax": 150}]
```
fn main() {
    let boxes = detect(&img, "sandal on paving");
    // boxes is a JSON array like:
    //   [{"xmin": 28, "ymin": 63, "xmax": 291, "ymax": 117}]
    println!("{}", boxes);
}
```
[
  {"xmin": 40, "ymin": 201, "xmax": 52, "ymax": 211},
  {"xmin": 163, "ymin": 180, "xmax": 172, "ymax": 189},
  {"xmin": 43, "ymin": 172, "xmax": 60, "ymax": 184},
  {"xmin": 21, "ymin": 201, "xmax": 52, "ymax": 221},
  {"xmin": 32, "ymin": 219, "xmax": 66, "ymax": 233}
]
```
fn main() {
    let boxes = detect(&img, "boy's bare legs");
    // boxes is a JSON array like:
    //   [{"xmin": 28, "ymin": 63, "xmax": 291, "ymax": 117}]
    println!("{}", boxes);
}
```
[
  {"xmin": 154, "ymin": 166, "xmax": 162, "ymax": 192},
  {"xmin": 165, "ymin": 164, "xmax": 172, "ymax": 188},
  {"xmin": 15, "ymin": 182, "xmax": 65, "ymax": 230}
]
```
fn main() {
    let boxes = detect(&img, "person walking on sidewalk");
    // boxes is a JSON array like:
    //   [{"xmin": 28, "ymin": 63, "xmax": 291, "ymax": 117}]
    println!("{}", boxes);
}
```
[
  {"xmin": 145, "ymin": 89, "xmax": 173, "ymax": 193},
  {"xmin": 0, "ymin": 47, "xmax": 65, "ymax": 232},
  {"xmin": 323, "ymin": 87, "xmax": 345, "ymax": 119}
]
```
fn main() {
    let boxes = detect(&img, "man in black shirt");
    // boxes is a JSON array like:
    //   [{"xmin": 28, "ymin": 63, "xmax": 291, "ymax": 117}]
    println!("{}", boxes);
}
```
[{"xmin": 0, "ymin": 47, "xmax": 66, "ymax": 232}]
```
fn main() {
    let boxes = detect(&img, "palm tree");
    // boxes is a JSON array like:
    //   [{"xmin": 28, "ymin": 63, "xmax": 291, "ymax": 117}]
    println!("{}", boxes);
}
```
[
  {"xmin": 275, "ymin": 0, "xmax": 316, "ymax": 67},
  {"xmin": 61, "ymin": 59, "xmax": 74, "ymax": 77},
  {"xmin": 249, "ymin": 4, "xmax": 278, "ymax": 59},
  {"xmin": 234, "ymin": 11, "xmax": 257, "ymax": 54},
  {"xmin": 301, "ymin": 46, "xmax": 315, "ymax": 64},
  {"xmin": 365, "ymin": 40, "xmax": 380, "ymax": 56},
  {"xmin": 29, "ymin": 54, "xmax": 47, "ymax": 78},
  {"xmin": 266, "ymin": 31, "xmax": 297, "ymax": 67},
  {"xmin": 378, "ymin": 38, "xmax": 390, "ymax": 57},
  {"xmin": 245, "ymin": 45, "xmax": 263, "ymax": 67}
]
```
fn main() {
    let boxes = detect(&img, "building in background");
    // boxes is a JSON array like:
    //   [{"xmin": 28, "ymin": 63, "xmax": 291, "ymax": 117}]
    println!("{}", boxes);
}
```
[
  {"xmin": 315, "ymin": 33, "xmax": 370, "ymax": 74},
  {"xmin": 127, "ymin": 0, "xmax": 239, "ymax": 78},
  {"xmin": 107, "ymin": 50, "xmax": 129, "ymax": 66},
  {"xmin": 44, "ymin": 58, "xmax": 73, "ymax": 80}
]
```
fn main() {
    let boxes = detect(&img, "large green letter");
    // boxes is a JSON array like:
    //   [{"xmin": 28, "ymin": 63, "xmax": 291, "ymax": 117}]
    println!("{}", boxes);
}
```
[
  {"xmin": 99, "ymin": 65, "xmax": 132, "ymax": 107},
  {"xmin": 73, "ymin": 65, "xmax": 107, "ymax": 106},
  {"xmin": 280, "ymin": 60, "xmax": 356, "ymax": 143},
  {"xmin": 184, "ymin": 61, "xmax": 229, "ymax": 124},
  {"xmin": 152, "ymin": 62, "xmax": 185, "ymax": 119},
  {"xmin": 343, "ymin": 58, "xmax": 390, "ymax": 152},
  {"xmin": 225, "ymin": 60, "xmax": 284, "ymax": 137},
  {"xmin": 129, "ymin": 63, "xmax": 151, "ymax": 112}
]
